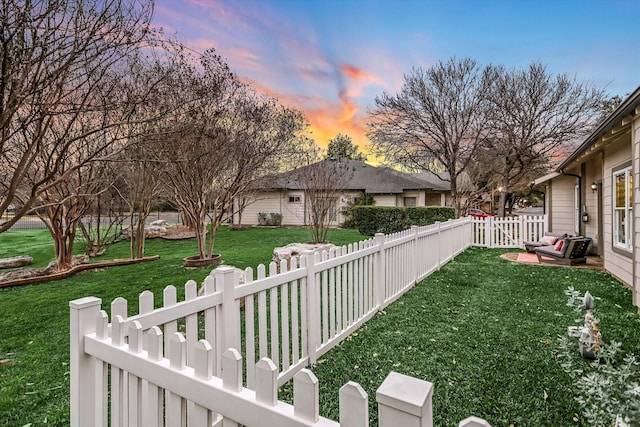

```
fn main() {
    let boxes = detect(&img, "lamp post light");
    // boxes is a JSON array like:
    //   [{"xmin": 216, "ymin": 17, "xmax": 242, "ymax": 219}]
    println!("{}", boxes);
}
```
[{"xmin": 496, "ymin": 187, "xmax": 504, "ymax": 217}]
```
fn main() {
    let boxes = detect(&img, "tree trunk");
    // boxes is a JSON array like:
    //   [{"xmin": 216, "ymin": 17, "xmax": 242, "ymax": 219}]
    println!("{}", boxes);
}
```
[
  {"xmin": 206, "ymin": 219, "xmax": 218, "ymax": 258},
  {"xmin": 450, "ymin": 178, "xmax": 463, "ymax": 218}
]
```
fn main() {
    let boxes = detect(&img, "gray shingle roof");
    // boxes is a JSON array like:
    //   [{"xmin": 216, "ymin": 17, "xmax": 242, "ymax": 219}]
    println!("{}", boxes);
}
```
[{"xmin": 258, "ymin": 159, "xmax": 450, "ymax": 193}]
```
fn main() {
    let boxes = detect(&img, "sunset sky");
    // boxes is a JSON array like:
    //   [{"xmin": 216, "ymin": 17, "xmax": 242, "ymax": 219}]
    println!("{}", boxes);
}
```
[{"xmin": 153, "ymin": 0, "xmax": 640, "ymax": 155}]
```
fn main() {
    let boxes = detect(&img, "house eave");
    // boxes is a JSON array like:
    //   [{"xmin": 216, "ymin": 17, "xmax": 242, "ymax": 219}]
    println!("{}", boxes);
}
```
[
  {"xmin": 532, "ymin": 172, "xmax": 561, "ymax": 186},
  {"xmin": 557, "ymin": 85, "xmax": 640, "ymax": 171}
]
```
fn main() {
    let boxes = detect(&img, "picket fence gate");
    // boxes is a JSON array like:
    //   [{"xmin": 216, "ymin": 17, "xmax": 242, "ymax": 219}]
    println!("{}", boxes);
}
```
[
  {"xmin": 70, "ymin": 216, "xmax": 544, "ymax": 426},
  {"xmin": 471, "ymin": 215, "xmax": 547, "ymax": 248}
]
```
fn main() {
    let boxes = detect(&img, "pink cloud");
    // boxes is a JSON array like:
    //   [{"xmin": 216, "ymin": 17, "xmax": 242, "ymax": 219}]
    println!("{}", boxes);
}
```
[
  {"xmin": 190, "ymin": 38, "xmax": 218, "ymax": 52},
  {"xmin": 341, "ymin": 64, "xmax": 383, "ymax": 85}
]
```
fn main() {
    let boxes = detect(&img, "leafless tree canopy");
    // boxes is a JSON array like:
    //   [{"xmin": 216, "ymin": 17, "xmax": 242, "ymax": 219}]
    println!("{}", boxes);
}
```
[
  {"xmin": 295, "ymin": 154, "xmax": 354, "ymax": 243},
  {"xmin": 483, "ymin": 63, "xmax": 605, "ymax": 216},
  {"xmin": 0, "ymin": 0, "xmax": 155, "ymax": 232},
  {"xmin": 149, "ymin": 49, "xmax": 309, "ymax": 260},
  {"xmin": 367, "ymin": 58, "xmax": 607, "ymax": 217},
  {"xmin": 367, "ymin": 58, "xmax": 491, "ymax": 216}
]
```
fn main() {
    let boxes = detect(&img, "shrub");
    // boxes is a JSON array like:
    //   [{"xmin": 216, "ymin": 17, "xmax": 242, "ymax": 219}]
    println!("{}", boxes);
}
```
[
  {"xmin": 257, "ymin": 212, "xmax": 282, "ymax": 226},
  {"xmin": 557, "ymin": 287, "xmax": 640, "ymax": 426},
  {"xmin": 341, "ymin": 192, "xmax": 376, "ymax": 229},
  {"xmin": 351, "ymin": 206, "xmax": 455, "ymax": 235}
]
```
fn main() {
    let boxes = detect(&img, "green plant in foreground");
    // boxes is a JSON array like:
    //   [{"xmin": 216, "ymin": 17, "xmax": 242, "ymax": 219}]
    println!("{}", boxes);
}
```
[{"xmin": 557, "ymin": 287, "xmax": 640, "ymax": 427}]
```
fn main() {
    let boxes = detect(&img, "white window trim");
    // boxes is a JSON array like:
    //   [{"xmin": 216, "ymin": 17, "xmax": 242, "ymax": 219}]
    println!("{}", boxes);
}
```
[{"xmin": 613, "ymin": 166, "xmax": 633, "ymax": 252}]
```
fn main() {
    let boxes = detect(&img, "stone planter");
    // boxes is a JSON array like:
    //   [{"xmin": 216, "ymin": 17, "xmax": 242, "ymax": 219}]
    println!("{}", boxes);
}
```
[
  {"xmin": 182, "ymin": 254, "xmax": 222, "ymax": 268},
  {"xmin": 579, "ymin": 340, "xmax": 598, "ymax": 359}
]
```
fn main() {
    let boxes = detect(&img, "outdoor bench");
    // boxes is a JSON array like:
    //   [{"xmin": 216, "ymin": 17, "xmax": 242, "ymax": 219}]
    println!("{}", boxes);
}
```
[
  {"xmin": 524, "ymin": 231, "xmax": 568, "ymax": 253},
  {"xmin": 534, "ymin": 236, "xmax": 592, "ymax": 265}
]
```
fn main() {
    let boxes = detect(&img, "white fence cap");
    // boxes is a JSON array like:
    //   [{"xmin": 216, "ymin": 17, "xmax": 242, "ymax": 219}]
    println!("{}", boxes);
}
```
[{"xmin": 376, "ymin": 371, "xmax": 433, "ymax": 417}]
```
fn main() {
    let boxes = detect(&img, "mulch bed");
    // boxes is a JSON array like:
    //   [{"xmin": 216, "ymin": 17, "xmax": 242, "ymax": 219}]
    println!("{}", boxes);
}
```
[{"xmin": 0, "ymin": 256, "xmax": 160, "ymax": 289}]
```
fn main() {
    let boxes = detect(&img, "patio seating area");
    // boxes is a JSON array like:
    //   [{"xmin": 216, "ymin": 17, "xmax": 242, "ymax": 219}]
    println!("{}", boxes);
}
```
[{"xmin": 502, "ymin": 251, "xmax": 603, "ymax": 269}]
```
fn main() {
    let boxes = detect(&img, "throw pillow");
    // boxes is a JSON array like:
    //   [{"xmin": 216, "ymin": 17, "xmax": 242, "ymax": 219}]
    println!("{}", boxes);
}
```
[
  {"xmin": 554, "ymin": 239, "xmax": 564, "ymax": 251},
  {"xmin": 540, "ymin": 235, "xmax": 558, "ymax": 245}
]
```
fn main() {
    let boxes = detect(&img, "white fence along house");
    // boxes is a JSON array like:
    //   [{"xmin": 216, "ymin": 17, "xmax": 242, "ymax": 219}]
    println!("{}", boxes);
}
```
[{"xmin": 71, "ymin": 216, "xmax": 545, "ymax": 426}]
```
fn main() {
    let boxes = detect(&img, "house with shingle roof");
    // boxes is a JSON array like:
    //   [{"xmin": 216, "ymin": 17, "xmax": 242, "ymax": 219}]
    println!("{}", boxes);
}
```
[
  {"xmin": 232, "ymin": 159, "xmax": 451, "ymax": 227},
  {"xmin": 533, "ymin": 85, "xmax": 640, "ymax": 311}
]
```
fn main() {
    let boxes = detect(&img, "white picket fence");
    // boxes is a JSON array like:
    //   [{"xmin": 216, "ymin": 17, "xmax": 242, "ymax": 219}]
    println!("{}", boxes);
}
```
[
  {"xmin": 471, "ymin": 215, "xmax": 547, "ymax": 248},
  {"xmin": 70, "ymin": 216, "xmax": 545, "ymax": 426}
]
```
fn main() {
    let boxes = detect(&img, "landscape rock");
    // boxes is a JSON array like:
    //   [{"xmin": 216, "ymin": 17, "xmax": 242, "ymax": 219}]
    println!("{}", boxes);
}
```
[
  {"xmin": 145, "ymin": 225, "xmax": 167, "ymax": 238},
  {"xmin": 0, "ymin": 255, "xmax": 33, "ymax": 269},
  {"xmin": 121, "ymin": 224, "xmax": 168, "ymax": 240},
  {"xmin": 272, "ymin": 242, "xmax": 337, "ymax": 268},
  {"xmin": 150, "ymin": 219, "xmax": 168, "ymax": 227},
  {"xmin": 44, "ymin": 255, "xmax": 90, "ymax": 274},
  {"xmin": 0, "ymin": 255, "xmax": 91, "ymax": 282},
  {"xmin": 0, "ymin": 267, "xmax": 43, "ymax": 282},
  {"xmin": 198, "ymin": 265, "xmax": 246, "ymax": 296}
]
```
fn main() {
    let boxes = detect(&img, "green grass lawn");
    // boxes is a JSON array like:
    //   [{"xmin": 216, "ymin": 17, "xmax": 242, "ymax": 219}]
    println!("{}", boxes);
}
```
[
  {"xmin": 280, "ymin": 247, "xmax": 640, "ymax": 426},
  {"xmin": 1, "ymin": 229, "xmax": 639, "ymax": 426},
  {"xmin": 0, "ymin": 226, "xmax": 363, "ymax": 427}
]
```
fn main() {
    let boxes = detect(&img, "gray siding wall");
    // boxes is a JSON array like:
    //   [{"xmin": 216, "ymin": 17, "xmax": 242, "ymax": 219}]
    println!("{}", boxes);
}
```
[{"xmin": 603, "ymin": 137, "xmax": 633, "ymax": 286}]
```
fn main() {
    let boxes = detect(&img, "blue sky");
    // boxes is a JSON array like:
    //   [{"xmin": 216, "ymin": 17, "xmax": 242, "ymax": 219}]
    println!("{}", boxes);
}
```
[{"xmin": 154, "ymin": 0, "xmax": 640, "ymax": 151}]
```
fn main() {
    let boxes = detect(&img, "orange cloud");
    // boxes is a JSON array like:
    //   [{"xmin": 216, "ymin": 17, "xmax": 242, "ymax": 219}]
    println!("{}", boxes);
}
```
[
  {"xmin": 338, "ymin": 89, "xmax": 357, "ymax": 123},
  {"xmin": 341, "ymin": 64, "xmax": 383, "ymax": 85}
]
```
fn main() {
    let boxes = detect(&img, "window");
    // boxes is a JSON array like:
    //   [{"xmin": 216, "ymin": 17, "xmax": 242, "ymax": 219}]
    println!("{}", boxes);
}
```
[
  {"xmin": 613, "ymin": 166, "xmax": 632, "ymax": 251},
  {"xmin": 404, "ymin": 197, "xmax": 417, "ymax": 207},
  {"xmin": 288, "ymin": 196, "xmax": 301, "ymax": 203}
]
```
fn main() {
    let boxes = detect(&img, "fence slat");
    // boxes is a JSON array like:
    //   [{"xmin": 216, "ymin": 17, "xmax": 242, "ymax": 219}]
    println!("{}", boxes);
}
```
[
  {"xmin": 269, "ymin": 262, "xmax": 280, "ymax": 368},
  {"xmin": 280, "ymin": 260, "xmax": 290, "ymax": 372},
  {"xmin": 143, "ymin": 327, "xmax": 163, "ymax": 426},
  {"xmin": 192, "ymin": 340, "xmax": 214, "ymax": 427},
  {"xmin": 339, "ymin": 382, "xmax": 368, "ymax": 427},
  {"xmin": 293, "ymin": 369, "xmax": 319, "ymax": 422},
  {"xmin": 255, "ymin": 358, "xmax": 278, "ymax": 406},
  {"xmin": 168, "ymin": 333, "xmax": 187, "ymax": 426},
  {"xmin": 185, "ymin": 280, "xmax": 198, "ymax": 366},
  {"xmin": 163, "ymin": 286, "xmax": 178, "ymax": 357},
  {"xmin": 459, "ymin": 416, "xmax": 492, "ymax": 427}
]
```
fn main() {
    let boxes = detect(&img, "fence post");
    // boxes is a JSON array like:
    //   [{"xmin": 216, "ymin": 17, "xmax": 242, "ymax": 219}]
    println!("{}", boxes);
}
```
[
  {"xmin": 215, "ymin": 266, "xmax": 240, "ymax": 357},
  {"xmin": 376, "ymin": 371, "xmax": 433, "ymax": 427},
  {"xmin": 303, "ymin": 250, "xmax": 319, "ymax": 365},
  {"xmin": 373, "ymin": 233, "xmax": 385, "ymax": 310},
  {"xmin": 69, "ymin": 296, "xmax": 102, "ymax": 427},
  {"xmin": 411, "ymin": 225, "xmax": 419, "ymax": 285}
]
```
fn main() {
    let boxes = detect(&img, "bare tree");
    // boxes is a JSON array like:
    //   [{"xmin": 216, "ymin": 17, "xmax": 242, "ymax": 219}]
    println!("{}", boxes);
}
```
[
  {"xmin": 0, "ymin": 0, "xmax": 155, "ymax": 232},
  {"xmin": 14, "ymin": 38, "xmax": 180, "ymax": 270},
  {"xmin": 77, "ymin": 161, "xmax": 126, "ymax": 257},
  {"xmin": 119, "ymin": 141, "xmax": 164, "ymax": 259},
  {"xmin": 157, "ymin": 49, "xmax": 308, "ymax": 261},
  {"xmin": 295, "ymin": 153, "xmax": 354, "ymax": 243},
  {"xmin": 367, "ymin": 58, "xmax": 491, "ymax": 216},
  {"xmin": 483, "ymin": 63, "xmax": 605, "ymax": 217}
]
